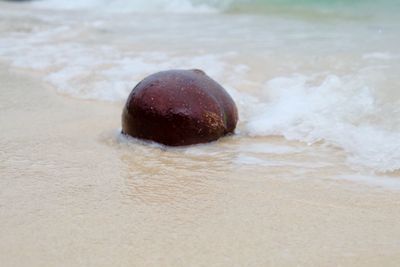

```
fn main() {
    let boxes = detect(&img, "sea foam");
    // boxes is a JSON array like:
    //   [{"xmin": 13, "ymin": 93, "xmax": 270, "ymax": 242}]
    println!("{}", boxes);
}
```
[
  {"xmin": 243, "ymin": 73, "xmax": 400, "ymax": 172},
  {"xmin": 31, "ymin": 0, "xmax": 223, "ymax": 13}
]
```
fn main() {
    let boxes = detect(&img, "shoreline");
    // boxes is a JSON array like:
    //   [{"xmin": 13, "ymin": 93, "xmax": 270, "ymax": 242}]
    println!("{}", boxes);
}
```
[{"xmin": 1, "ymin": 62, "xmax": 400, "ymax": 266}]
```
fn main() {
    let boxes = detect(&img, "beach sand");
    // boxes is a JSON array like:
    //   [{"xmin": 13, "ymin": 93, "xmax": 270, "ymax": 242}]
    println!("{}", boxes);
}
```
[{"xmin": 1, "ymin": 63, "xmax": 400, "ymax": 266}]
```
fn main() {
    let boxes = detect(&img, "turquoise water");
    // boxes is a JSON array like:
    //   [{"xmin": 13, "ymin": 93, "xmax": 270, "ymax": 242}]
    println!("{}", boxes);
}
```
[
  {"xmin": 193, "ymin": 0, "xmax": 400, "ymax": 12},
  {"xmin": 220, "ymin": 0, "xmax": 400, "ymax": 21}
]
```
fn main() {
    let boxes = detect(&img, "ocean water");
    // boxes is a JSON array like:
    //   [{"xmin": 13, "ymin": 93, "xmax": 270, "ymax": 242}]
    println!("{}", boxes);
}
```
[{"xmin": 0, "ymin": 0, "xmax": 399, "ymax": 186}]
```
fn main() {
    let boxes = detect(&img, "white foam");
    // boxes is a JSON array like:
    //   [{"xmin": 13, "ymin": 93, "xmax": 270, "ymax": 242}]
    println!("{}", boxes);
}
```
[
  {"xmin": 0, "ymin": 21, "xmax": 246, "ymax": 101},
  {"xmin": 240, "ymin": 143, "xmax": 301, "ymax": 154},
  {"xmin": 362, "ymin": 52, "xmax": 395, "ymax": 60},
  {"xmin": 233, "ymin": 155, "xmax": 266, "ymax": 165},
  {"xmin": 31, "ymin": 0, "xmax": 220, "ymax": 14},
  {"xmin": 243, "ymin": 73, "xmax": 400, "ymax": 172}
]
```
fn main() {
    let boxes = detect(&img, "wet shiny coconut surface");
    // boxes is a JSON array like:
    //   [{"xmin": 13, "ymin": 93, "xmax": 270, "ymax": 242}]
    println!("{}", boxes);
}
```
[{"xmin": 122, "ymin": 69, "xmax": 238, "ymax": 146}]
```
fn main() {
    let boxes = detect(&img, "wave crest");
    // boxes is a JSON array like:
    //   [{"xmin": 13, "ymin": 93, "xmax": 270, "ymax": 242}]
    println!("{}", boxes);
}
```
[{"xmin": 31, "ymin": 0, "xmax": 233, "ymax": 13}]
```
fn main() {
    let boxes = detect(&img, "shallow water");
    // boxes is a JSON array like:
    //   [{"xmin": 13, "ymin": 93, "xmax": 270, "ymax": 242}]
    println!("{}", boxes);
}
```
[
  {"xmin": 2, "ymin": 64, "xmax": 400, "ymax": 266},
  {"xmin": 0, "ymin": 0, "xmax": 399, "ymax": 182},
  {"xmin": 2, "ymin": 2, "xmax": 400, "ymax": 265}
]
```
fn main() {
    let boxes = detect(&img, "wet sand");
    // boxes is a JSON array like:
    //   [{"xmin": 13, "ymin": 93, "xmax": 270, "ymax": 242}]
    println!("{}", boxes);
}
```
[{"xmin": 1, "ymin": 63, "xmax": 400, "ymax": 266}]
